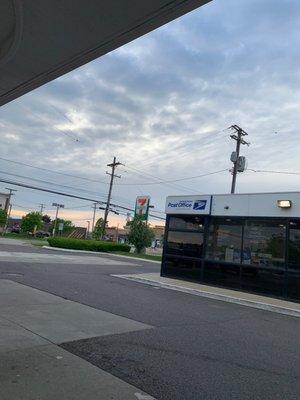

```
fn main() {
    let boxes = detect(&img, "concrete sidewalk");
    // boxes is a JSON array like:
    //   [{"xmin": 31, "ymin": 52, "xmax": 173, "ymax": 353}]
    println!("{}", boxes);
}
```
[
  {"xmin": 0, "ymin": 280, "xmax": 155, "ymax": 400},
  {"xmin": 113, "ymin": 272, "xmax": 300, "ymax": 318}
]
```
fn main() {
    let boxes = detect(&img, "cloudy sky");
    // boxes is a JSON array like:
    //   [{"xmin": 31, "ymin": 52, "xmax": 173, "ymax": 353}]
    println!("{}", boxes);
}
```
[{"xmin": 0, "ymin": 0, "xmax": 300, "ymax": 228}]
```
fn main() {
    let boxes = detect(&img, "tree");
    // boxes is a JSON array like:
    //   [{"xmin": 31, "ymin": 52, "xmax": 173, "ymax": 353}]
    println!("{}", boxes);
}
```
[
  {"xmin": 42, "ymin": 214, "xmax": 51, "ymax": 224},
  {"xmin": 0, "ymin": 209, "xmax": 7, "ymax": 227},
  {"xmin": 127, "ymin": 216, "xmax": 155, "ymax": 254},
  {"xmin": 92, "ymin": 217, "xmax": 105, "ymax": 240},
  {"xmin": 21, "ymin": 212, "xmax": 43, "ymax": 233},
  {"xmin": 50, "ymin": 218, "xmax": 74, "ymax": 235}
]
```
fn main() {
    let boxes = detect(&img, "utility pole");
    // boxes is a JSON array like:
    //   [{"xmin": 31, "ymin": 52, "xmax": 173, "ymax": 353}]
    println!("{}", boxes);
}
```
[
  {"xmin": 3, "ymin": 204, "xmax": 12, "ymax": 236},
  {"xmin": 39, "ymin": 204, "xmax": 45, "ymax": 214},
  {"xmin": 52, "ymin": 203, "xmax": 64, "ymax": 236},
  {"xmin": 3, "ymin": 188, "xmax": 17, "ymax": 235},
  {"xmin": 5, "ymin": 188, "xmax": 17, "ymax": 213},
  {"xmin": 103, "ymin": 157, "xmax": 122, "ymax": 237},
  {"xmin": 229, "ymin": 125, "xmax": 250, "ymax": 194}
]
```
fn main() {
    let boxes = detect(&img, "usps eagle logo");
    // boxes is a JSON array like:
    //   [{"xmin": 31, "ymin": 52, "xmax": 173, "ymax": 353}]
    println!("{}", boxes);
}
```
[{"xmin": 193, "ymin": 200, "xmax": 207, "ymax": 211}]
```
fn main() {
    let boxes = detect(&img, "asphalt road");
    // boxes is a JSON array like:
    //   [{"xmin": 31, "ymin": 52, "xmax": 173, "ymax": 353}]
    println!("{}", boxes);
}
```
[{"xmin": 1, "ymin": 238, "xmax": 299, "ymax": 400}]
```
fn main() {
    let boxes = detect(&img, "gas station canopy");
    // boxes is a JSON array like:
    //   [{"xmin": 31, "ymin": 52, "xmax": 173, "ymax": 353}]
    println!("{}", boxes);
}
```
[{"xmin": 0, "ymin": 0, "xmax": 211, "ymax": 106}]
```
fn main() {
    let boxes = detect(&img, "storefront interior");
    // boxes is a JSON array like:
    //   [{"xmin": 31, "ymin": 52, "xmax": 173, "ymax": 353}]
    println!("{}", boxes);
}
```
[{"xmin": 162, "ymin": 215, "xmax": 300, "ymax": 302}]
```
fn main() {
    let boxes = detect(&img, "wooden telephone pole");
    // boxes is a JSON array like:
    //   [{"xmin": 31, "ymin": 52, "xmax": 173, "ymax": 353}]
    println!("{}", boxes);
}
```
[
  {"xmin": 103, "ymin": 157, "xmax": 122, "ymax": 237},
  {"xmin": 230, "ymin": 125, "xmax": 250, "ymax": 194}
]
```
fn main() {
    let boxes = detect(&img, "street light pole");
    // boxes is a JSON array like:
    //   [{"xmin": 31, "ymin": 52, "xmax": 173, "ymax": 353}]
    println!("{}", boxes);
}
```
[
  {"xmin": 86, "ymin": 220, "xmax": 90, "ymax": 239},
  {"xmin": 91, "ymin": 202, "xmax": 97, "ymax": 232},
  {"xmin": 52, "ymin": 203, "xmax": 64, "ymax": 236}
]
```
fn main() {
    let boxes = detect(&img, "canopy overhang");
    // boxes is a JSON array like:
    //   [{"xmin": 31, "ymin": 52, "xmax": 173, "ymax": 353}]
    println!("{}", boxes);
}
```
[{"xmin": 0, "ymin": 0, "xmax": 211, "ymax": 106}]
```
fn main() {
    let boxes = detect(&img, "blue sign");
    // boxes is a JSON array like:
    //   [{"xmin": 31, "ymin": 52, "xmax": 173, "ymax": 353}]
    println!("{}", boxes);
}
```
[
  {"xmin": 166, "ymin": 195, "xmax": 211, "ymax": 215},
  {"xmin": 168, "ymin": 200, "xmax": 193, "ymax": 209},
  {"xmin": 193, "ymin": 200, "xmax": 207, "ymax": 211}
]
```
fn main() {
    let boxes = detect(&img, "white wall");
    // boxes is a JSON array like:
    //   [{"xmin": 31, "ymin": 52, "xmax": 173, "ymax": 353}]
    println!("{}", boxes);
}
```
[
  {"xmin": 0, "ymin": 194, "xmax": 9, "ymax": 210},
  {"xmin": 211, "ymin": 192, "xmax": 300, "ymax": 218}
]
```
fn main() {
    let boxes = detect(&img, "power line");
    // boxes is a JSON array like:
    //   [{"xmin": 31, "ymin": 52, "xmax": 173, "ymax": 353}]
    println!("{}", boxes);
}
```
[
  {"xmin": 127, "ymin": 129, "xmax": 225, "ymax": 169},
  {"xmin": 122, "ymin": 165, "xmax": 226, "ymax": 193},
  {"xmin": 65, "ymin": 204, "xmax": 92, "ymax": 209},
  {"xmin": 0, "ymin": 155, "xmax": 227, "ymax": 188},
  {"xmin": 0, "ymin": 161, "xmax": 168, "ymax": 211},
  {"xmin": 20, "ymin": 104, "xmax": 80, "ymax": 143},
  {"xmin": 0, "ymin": 170, "xmax": 108, "ymax": 198},
  {"xmin": 0, "ymin": 155, "xmax": 170, "ymax": 189},
  {"xmin": 14, "ymin": 203, "xmax": 91, "ymax": 211},
  {"xmin": 119, "ymin": 168, "xmax": 228, "ymax": 185},
  {"xmin": 0, "ymin": 156, "xmax": 107, "ymax": 184},
  {"xmin": 0, "ymin": 162, "xmax": 139, "ymax": 207},
  {"xmin": 122, "ymin": 165, "xmax": 196, "ymax": 193},
  {"xmin": 248, "ymin": 169, "xmax": 300, "ymax": 176},
  {"xmin": 13, "ymin": 204, "xmax": 33, "ymax": 211},
  {"xmin": 0, "ymin": 177, "xmax": 165, "ymax": 220}
]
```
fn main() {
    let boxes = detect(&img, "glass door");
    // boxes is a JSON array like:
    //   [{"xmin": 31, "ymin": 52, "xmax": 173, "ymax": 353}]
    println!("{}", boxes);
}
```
[{"xmin": 288, "ymin": 220, "xmax": 300, "ymax": 301}]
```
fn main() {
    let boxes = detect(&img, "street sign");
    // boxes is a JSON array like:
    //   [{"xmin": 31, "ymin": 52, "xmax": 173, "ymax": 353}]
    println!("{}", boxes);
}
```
[
  {"xmin": 58, "ymin": 222, "xmax": 64, "ymax": 231},
  {"xmin": 135, "ymin": 196, "xmax": 150, "ymax": 221}
]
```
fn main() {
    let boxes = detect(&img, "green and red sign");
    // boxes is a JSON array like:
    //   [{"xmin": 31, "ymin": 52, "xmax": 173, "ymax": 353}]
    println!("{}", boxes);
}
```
[{"xmin": 134, "ymin": 196, "xmax": 150, "ymax": 221}]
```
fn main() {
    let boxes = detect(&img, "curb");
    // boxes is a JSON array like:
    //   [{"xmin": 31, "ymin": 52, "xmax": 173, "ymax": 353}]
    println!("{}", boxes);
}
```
[
  {"xmin": 112, "ymin": 274, "xmax": 300, "ymax": 319},
  {"xmin": 42, "ymin": 246, "xmax": 161, "ymax": 264}
]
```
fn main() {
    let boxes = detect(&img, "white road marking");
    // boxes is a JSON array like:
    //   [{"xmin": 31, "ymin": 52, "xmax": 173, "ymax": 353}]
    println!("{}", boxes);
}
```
[
  {"xmin": 0, "ymin": 251, "xmax": 138, "ymax": 266},
  {"xmin": 134, "ymin": 393, "xmax": 156, "ymax": 400}
]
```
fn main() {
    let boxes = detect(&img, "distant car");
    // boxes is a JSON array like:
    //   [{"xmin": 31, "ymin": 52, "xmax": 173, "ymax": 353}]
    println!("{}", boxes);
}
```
[
  {"xmin": 35, "ymin": 231, "xmax": 50, "ymax": 238},
  {"xmin": 11, "ymin": 225, "xmax": 20, "ymax": 234}
]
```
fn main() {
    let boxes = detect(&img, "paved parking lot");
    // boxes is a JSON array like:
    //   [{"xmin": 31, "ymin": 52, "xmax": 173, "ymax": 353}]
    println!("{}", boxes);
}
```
[
  {"xmin": 0, "ymin": 238, "xmax": 299, "ymax": 400},
  {"xmin": 0, "ymin": 273, "xmax": 154, "ymax": 399}
]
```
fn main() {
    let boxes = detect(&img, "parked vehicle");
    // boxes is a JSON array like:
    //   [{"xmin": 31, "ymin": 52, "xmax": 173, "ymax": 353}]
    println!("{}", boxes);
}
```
[
  {"xmin": 11, "ymin": 224, "xmax": 20, "ymax": 234},
  {"xmin": 35, "ymin": 231, "xmax": 50, "ymax": 238}
]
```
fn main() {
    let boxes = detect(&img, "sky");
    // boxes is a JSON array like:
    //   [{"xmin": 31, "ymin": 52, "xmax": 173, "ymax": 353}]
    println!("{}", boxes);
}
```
[{"xmin": 0, "ymin": 0, "xmax": 300, "ymax": 229}]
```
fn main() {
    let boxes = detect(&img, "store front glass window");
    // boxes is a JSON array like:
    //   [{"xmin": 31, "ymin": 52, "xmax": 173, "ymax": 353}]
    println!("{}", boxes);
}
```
[
  {"xmin": 164, "ymin": 257, "xmax": 201, "ymax": 270},
  {"xmin": 243, "ymin": 220, "xmax": 285, "ymax": 268},
  {"xmin": 289, "ymin": 221, "xmax": 300, "ymax": 267},
  {"xmin": 168, "ymin": 216, "xmax": 204, "ymax": 232},
  {"xmin": 206, "ymin": 219, "xmax": 242, "ymax": 263},
  {"xmin": 287, "ymin": 220, "xmax": 300, "ymax": 301},
  {"xmin": 166, "ymin": 230, "xmax": 204, "ymax": 258}
]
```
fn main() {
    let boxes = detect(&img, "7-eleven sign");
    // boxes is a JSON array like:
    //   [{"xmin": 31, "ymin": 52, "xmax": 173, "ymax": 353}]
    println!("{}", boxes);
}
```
[{"xmin": 135, "ymin": 196, "xmax": 150, "ymax": 221}]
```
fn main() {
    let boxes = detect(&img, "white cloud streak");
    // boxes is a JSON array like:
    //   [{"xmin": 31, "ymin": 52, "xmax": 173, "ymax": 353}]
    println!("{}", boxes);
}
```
[{"xmin": 1, "ymin": 0, "xmax": 300, "ymax": 224}]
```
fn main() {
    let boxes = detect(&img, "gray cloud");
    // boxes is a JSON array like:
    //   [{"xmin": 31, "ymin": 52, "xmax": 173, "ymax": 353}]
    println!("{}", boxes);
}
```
[{"xmin": 0, "ymin": 0, "xmax": 300, "ymax": 223}]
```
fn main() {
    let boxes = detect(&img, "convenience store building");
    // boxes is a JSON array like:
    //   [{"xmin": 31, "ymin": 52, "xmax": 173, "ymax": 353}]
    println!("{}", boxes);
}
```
[{"xmin": 162, "ymin": 192, "xmax": 300, "ymax": 302}]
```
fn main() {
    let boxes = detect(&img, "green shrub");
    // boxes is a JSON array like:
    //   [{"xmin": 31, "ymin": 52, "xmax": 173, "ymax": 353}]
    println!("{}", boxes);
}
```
[
  {"xmin": 47, "ymin": 237, "xmax": 130, "ymax": 253},
  {"xmin": 0, "ymin": 209, "xmax": 7, "ymax": 227}
]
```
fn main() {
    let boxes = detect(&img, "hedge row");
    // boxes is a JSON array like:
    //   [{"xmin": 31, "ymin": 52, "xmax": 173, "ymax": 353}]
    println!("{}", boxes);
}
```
[{"xmin": 47, "ymin": 237, "xmax": 131, "ymax": 253}]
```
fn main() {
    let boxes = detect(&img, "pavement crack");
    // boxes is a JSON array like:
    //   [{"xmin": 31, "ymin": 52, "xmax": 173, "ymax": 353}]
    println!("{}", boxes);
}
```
[{"xmin": 0, "ymin": 313, "xmax": 56, "ymax": 346}]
